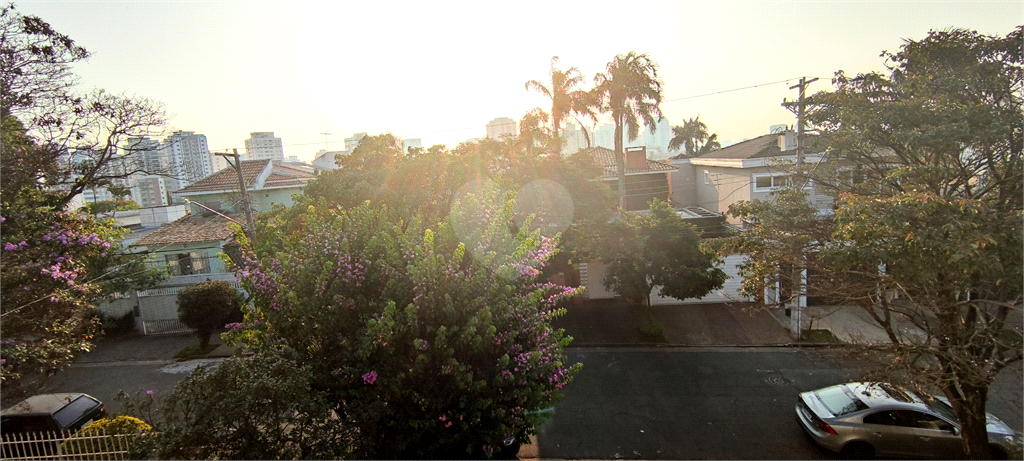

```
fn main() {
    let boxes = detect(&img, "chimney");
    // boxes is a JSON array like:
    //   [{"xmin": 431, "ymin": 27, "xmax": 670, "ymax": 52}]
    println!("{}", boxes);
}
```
[
  {"xmin": 778, "ymin": 130, "xmax": 797, "ymax": 152},
  {"xmin": 625, "ymin": 146, "xmax": 647, "ymax": 170}
]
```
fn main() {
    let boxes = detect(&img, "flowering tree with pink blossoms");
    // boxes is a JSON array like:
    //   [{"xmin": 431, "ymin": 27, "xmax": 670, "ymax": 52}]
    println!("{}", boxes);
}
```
[{"xmin": 225, "ymin": 189, "xmax": 581, "ymax": 459}]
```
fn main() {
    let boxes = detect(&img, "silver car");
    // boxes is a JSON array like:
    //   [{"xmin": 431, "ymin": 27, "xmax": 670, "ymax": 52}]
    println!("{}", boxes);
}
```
[{"xmin": 796, "ymin": 382, "xmax": 1018, "ymax": 459}]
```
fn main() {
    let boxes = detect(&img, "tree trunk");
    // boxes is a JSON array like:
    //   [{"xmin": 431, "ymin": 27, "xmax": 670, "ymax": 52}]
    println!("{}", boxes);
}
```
[
  {"xmin": 615, "ymin": 120, "xmax": 626, "ymax": 210},
  {"xmin": 943, "ymin": 382, "xmax": 992, "ymax": 459}
]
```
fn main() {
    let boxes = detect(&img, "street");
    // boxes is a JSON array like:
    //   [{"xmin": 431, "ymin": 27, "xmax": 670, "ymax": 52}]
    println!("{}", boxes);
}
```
[
  {"xmin": 34, "ymin": 340, "xmax": 1023, "ymax": 459},
  {"xmin": 524, "ymin": 347, "xmax": 1023, "ymax": 459}
]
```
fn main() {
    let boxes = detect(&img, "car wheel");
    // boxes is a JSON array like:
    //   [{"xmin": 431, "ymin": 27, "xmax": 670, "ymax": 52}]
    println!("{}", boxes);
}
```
[
  {"xmin": 989, "ymin": 444, "xmax": 1008, "ymax": 460},
  {"xmin": 839, "ymin": 441, "xmax": 874, "ymax": 460}
]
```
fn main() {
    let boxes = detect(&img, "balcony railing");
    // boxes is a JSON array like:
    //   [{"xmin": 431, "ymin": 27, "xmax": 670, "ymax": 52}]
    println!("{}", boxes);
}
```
[{"xmin": 146, "ymin": 255, "xmax": 229, "ymax": 277}]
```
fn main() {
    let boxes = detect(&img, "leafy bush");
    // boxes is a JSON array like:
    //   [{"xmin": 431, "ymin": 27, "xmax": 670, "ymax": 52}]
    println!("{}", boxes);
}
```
[
  {"xmin": 59, "ymin": 416, "xmax": 152, "ymax": 459},
  {"xmin": 148, "ymin": 349, "xmax": 344, "ymax": 460},
  {"xmin": 225, "ymin": 193, "xmax": 581, "ymax": 458},
  {"xmin": 176, "ymin": 281, "xmax": 241, "ymax": 347}
]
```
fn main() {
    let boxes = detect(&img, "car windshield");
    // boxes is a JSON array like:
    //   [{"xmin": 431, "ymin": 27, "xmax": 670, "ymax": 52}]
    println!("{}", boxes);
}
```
[{"xmin": 815, "ymin": 385, "xmax": 869, "ymax": 416}]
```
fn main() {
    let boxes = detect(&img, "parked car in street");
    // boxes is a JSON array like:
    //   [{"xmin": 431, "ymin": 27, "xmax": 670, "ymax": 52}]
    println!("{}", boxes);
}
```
[
  {"xmin": 796, "ymin": 382, "xmax": 1017, "ymax": 459},
  {"xmin": 1, "ymin": 393, "xmax": 107, "ymax": 457}
]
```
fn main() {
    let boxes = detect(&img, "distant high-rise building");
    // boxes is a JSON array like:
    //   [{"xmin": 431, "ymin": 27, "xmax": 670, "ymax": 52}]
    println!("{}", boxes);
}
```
[
  {"xmin": 162, "ymin": 131, "xmax": 213, "ymax": 202},
  {"xmin": 643, "ymin": 117, "xmax": 673, "ymax": 159},
  {"xmin": 125, "ymin": 137, "xmax": 171, "ymax": 207},
  {"xmin": 244, "ymin": 132, "xmax": 285, "ymax": 161},
  {"xmin": 344, "ymin": 132, "xmax": 367, "ymax": 151},
  {"xmin": 561, "ymin": 122, "xmax": 591, "ymax": 156},
  {"xmin": 486, "ymin": 117, "xmax": 517, "ymax": 140}
]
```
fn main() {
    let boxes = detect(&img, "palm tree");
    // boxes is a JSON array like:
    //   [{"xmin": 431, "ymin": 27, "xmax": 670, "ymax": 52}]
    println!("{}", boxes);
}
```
[
  {"xmin": 668, "ymin": 116, "xmax": 721, "ymax": 158},
  {"xmin": 592, "ymin": 52, "xmax": 664, "ymax": 209},
  {"xmin": 525, "ymin": 56, "xmax": 596, "ymax": 154}
]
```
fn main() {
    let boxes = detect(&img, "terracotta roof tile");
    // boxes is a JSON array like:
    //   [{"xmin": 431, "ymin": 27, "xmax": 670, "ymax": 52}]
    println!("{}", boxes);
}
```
[
  {"xmin": 577, "ymin": 147, "xmax": 677, "ymax": 179},
  {"xmin": 134, "ymin": 213, "xmax": 244, "ymax": 246},
  {"xmin": 175, "ymin": 160, "xmax": 270, "ymax": 195}
]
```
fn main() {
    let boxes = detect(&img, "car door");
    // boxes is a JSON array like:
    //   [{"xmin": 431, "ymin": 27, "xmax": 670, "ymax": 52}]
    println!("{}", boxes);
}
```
[
  {"xmin": 908, "ymin": 410, "xmax": 964, "ymax": 459},
  {"xmin": 861, "ymin": 409, "xmax": 920, "ymax": 458}
]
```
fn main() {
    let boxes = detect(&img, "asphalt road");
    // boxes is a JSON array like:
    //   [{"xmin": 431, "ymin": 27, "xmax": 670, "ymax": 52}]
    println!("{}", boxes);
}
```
[
  {"xmin": 523, "ymin": 347, "xmax": 1023, "ymax": 460},
  {"xmin": 33, "ymin": 340, "xmax": 1023, "ymax": 459}
]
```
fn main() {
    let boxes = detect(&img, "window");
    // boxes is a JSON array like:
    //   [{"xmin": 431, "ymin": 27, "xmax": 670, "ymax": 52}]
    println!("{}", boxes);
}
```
[
  {"xmin": 703, "ymin": 170, "xmax": 711, "ymax": 185},
  {"xmin": 165, "ymin": 251, "xmax": 211, "ymax": 276},
  {"xmin": 753, "ymin": 174, "xmax": 793, "ymax": 192}
]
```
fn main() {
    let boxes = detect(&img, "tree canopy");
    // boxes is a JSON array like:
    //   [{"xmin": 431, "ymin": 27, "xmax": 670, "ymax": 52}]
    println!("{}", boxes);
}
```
[
  {"xmin": 597, "ymin": 199, "xmax": 726, "ymax": 306},
  {"xmin": 592, "ymin": 52, "xmax": 664, "ymax": 209},
  {"xmin": 719, "ymin": 27, "xmax": 1023, "ymax": 459}
]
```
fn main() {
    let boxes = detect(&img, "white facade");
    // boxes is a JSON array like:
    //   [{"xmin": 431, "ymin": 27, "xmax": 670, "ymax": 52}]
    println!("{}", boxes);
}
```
[
  {"xmin": 244, "ymin": 132, "xmax": 285, "ymax": 161},
  {"xmin": 401, "ymin": 138, "xmax": 422, "ymax": 153},
  {"xmin": 344, "ymin": 132, "xmax": 367, "ymax": 151},
  {"xmin": 486, "ymin": 117, "xmax": 517, "ymax": 140}
]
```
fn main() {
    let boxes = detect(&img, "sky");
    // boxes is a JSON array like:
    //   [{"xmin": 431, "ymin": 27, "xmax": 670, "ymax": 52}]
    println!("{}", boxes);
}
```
[{"xmin": 15, "ymin": 1, "xmax": 1023, "ymax": 163}]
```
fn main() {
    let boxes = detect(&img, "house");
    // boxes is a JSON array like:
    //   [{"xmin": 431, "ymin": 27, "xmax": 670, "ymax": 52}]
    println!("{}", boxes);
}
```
[
  {"xmin": 670, "ymin": 130, "xmax": 832, "ymax": 226},
  {"xmin": 571, "ymin": 145, "xmax": 746, "ymax": 304},
  {"xmin": 113, "ymin": 160, "xmax": 315, "ymax": 334},
  {"xmin": 173, "ymin": 159, "xmax": 316, "ymax": 216},
  {"xmin": 573, "ymin": 146, "xmax": 677, "ymax": 211}
]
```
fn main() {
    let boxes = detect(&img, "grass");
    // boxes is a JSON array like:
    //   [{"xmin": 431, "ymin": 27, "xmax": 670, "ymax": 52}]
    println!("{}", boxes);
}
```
[
  {"xmin": 174, "ymin": 343, "xmax": 218, "ymax": 360},
  {"xmin": 800, "ymin": 328, "xmax": 841, "ymax": 344}
]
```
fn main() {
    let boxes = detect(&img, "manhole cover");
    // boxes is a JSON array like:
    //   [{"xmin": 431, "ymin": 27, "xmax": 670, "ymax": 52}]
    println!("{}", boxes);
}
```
[{"xmin": 765, "ymin": 375, "xmax": 791, "ymax": 385}]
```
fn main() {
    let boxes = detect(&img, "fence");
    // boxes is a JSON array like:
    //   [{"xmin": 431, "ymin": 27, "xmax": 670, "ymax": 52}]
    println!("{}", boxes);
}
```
[
  {"xmin": 141, "ymin": 317, "xmax": 192, "ymax": 335},
  {"xmin": 0, "ymin": 428, "xmax": 134, "ymax": 460}
]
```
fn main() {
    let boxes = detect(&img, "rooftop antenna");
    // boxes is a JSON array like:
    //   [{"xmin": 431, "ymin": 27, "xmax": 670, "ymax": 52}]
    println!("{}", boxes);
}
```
[{"xmin": 320, "ymin": 132, "xmax": 332, "ymax": 152}]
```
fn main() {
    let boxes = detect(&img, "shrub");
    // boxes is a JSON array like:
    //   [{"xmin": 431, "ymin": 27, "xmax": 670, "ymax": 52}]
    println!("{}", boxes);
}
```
[
  {"xmin": 59, "ymin": 416, "xmax": 152, "ymax": 459},
  {"xmin": 176, "ymin": 281, "xmax": 241, "ymax": 347}
]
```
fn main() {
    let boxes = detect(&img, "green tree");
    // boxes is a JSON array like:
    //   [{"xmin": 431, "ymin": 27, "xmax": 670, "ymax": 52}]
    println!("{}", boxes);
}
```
[
  {"xmin": 592, "ymin": 52, "xmax": 664, "ymax": 210},
  {"xmin": 668, "ymin": 116, "xmax": 721, "ymax": 158},
  {"xmin": 176, "ymin": 281, "xmax": 241, "ymax": 348},
  {"xmin": 525, "ymin": 56, "xmax": 597, "ymax": 153},
  {"xmin": 225, "ymin": 192, "xmax": 580, "ymax": 459},
  {"xmin": 598, "ymin": 199, "xmax": 726, "ymax": 307},
  {"xmin": 723, "ymin": 28, "xmax": 1022, "ymax": 459}
]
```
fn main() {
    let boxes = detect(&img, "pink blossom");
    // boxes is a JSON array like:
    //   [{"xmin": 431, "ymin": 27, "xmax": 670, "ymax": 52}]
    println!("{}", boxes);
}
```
[{"xmin": 362, "ymin": 371, "xmax": 377, "ymax": 384}]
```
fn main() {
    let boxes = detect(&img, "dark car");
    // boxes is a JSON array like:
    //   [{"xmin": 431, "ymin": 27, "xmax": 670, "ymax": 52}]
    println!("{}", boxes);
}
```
[{"xmin": 1, "ymin": 393, "xmax": 106, "ymax": 457}]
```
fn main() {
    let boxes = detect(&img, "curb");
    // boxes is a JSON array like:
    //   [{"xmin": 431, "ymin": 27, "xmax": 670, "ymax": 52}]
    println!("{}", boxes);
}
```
[{"xmin": 564, "ymin": 342, "xmax": 845, "ymax": 348}]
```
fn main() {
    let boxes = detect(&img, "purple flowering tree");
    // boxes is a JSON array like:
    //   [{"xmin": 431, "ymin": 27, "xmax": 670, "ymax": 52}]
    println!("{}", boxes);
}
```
[{"xmin": 226, "ymin": 190, "xmax": 581, "ymax": 459}]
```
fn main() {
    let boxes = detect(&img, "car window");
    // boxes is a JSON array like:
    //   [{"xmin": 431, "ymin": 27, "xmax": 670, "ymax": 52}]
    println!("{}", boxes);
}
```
[
  {"xmin": 1, "ymin": 415, "xmax": 56, "ymax": 433},
  {"xmin": 912, "ymin": 411, "xmax": 954, "ymax": 431},
  {"xmin": 924, "ymin": 398, "xmax": 959, "ymax": 423},
  {"xmin": 863, "ymin": 410, "xmax": 915, "ymax": 427},
  {"xmin": 815, "ymin": 386, "xmax": 869, "ymax": 416},
  {"xmin": 52, "ymin": 396, "xmax": 98, "ymax": 429}
]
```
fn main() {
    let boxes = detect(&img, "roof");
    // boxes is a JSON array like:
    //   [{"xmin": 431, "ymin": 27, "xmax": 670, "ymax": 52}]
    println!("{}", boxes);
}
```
[
  {"xmin": 176, "ymin": 160, "xmax": 270, "ymax": 194},
  {"xmin": 577, "ymin": 146, "xmax": 677, "ymax": 178},
  {"xmin": 1, "ymin": 393, "xmax": 91, "ymax": 415},
  {"xmin": 134, "ymin": 213, "xmax": 244, "ymax": 246},
  {"xmin": 174, "ymin": 160, "xmax": 316, "ymax": 195},
  {"xmin": 695, "ymin": 134, "xmax": 783, "ymax": 160},
  {"xmin": 695, "ymin": 133, "xmax": 825, "ymax": 161}
]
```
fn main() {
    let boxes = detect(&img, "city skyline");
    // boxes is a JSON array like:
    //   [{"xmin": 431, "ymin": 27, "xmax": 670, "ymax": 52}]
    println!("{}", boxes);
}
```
[{"xmin": 14, "ymin": 1, "xmax": 1022, "ymax": 162}]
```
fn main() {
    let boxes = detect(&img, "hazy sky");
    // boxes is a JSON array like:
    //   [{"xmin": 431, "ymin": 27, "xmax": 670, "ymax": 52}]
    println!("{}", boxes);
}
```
[{"xmin": 16, "ymin": 1, "xmax": 1023, "ymax": 162}]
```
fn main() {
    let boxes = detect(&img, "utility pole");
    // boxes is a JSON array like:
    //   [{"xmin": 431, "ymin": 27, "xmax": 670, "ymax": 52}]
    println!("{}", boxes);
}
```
[
  {"xmin": 785, "ymin": 76, "xmax": 818, "ymax": 341},
  {"xmin": 788, "ymin": 77, "xmax": 818, "ymax": 172},
  {"xmin": 213, "ymin": 149, "xmax": 255, "ymax": 238}
]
